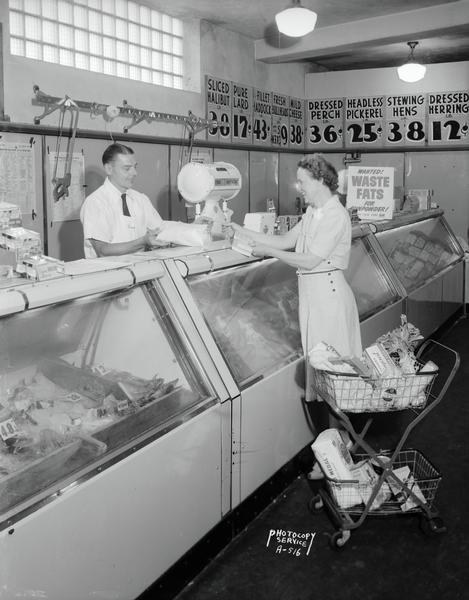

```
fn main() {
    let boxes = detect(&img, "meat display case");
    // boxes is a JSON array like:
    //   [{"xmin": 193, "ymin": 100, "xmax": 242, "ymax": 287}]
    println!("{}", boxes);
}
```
[
  {"xmin": 372, "ymin": 210, "xmax": 465, "ymax": 337},
  {"xmin": 0, "ymin": 259, "xmax": 232, "ymax": 600}
]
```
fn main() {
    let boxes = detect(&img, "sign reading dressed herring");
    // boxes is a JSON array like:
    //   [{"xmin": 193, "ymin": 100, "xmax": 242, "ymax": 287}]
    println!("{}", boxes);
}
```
[
  {"xmin": 427, "ymin": 91, "xmax": 469, "ymax": 145},
  {"xmin": 346, "ymin": 166, "xmax": 394, "ymax": 221}
]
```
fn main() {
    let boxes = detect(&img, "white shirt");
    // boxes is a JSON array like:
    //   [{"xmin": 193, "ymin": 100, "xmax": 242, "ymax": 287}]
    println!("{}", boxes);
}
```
[
  {"xmin": 80, "ymin": 178, "xmax": 164, "ymax": 258},
  {"xmin": 295, "ymin": 196, "xmax": 352, "ymax": 273}
]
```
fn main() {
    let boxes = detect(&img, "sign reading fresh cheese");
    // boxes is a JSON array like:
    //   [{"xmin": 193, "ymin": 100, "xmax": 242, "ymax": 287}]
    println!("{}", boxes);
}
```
[
  {"xmin": 346, "ymin": 165, "xmax": 394, "ymax": 221},
  {"xmin": 252, "ymin": 88, "xmax": 272, "ymax": 146},
  {"xmin": 385, "ymin": 94, "xmax": 426, "ymax": 146},
  {"xmin": 231, "ymin": 82, "xmax": 253, "ymax": 145},
  {"xmin": 271, "ymin": 92, "xmax": 290, "ymax": 148},
  {"xmin": 306, "ymin": 97, "xmax": 344, "ymax": 150},
  {"xmin": 427, "ymin": 91, "xmax": 469, "ymax": 145},
  {"xmin": 345, "ymin": 96, "xmax": 385, "ymax": 148},
  {"xmin": 206, "ymin": 75, "xmax": 232, "ymax": 143},
  {"xmin": 288, "ymin": 97, "xmax": 305, "ymax": 149}
]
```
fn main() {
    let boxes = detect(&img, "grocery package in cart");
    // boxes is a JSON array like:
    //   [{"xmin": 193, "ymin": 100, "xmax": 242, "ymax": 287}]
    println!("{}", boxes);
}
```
[{"xmin": 306, "ymin": 317, "xmax": 460, "ymax": 549}]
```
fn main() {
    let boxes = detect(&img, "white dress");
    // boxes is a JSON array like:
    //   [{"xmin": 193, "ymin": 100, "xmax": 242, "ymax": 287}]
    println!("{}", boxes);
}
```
[{"xmin": 295, "ymin": 197, "xmax": 362, "ymax": 358}]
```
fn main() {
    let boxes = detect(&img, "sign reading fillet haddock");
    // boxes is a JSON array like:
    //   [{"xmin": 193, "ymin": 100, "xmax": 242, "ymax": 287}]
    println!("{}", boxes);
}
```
[{"xmin": 346, "ymin": 165, "xmax": 394, "ymax": 221}]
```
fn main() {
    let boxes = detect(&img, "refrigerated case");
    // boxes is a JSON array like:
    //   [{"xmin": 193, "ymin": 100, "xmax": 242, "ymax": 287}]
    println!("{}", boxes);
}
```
[
  {"xmin": 373, "ymin": 210, "xmax": 465, "ymax": 337},
  {"xmin": 0, "ymin": 260, "xmax": 231, "ymax": 600}
]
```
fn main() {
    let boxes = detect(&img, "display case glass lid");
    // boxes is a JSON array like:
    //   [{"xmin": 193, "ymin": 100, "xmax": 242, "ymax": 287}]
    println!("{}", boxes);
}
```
[
  {"xmin": 0, "ymin": 280, "xmax": 215, "ymax": 524},
  {"xmin": 374, "ymin": 215, "xmax": 463, "ymax": 292}
]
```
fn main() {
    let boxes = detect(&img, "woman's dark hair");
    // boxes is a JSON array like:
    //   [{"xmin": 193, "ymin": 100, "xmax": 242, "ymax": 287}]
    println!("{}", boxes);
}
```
[
  {"xmin": 297, "ymin": 154, "xmax": 338, "ymax": 193},
  {"xmin": 102, "ymin": 143, "xmax": 134, "ymax": 165}
]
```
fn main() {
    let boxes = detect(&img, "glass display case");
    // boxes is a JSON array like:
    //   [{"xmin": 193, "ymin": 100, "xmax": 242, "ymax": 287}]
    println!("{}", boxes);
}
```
[
  {"xmin": 346, "ymin": 234, "xmax": 403, "ymax": 320},
  {"xmin": 374, "ymin": 214, "xmax": 464, "ymax": 293},
  {"xmin": 186, "ymin": 258, "xmax": 302, "ymax": 388},
  {"xmin": 0, "ymin": 280, "xmax": 216, "ymax": 520}
]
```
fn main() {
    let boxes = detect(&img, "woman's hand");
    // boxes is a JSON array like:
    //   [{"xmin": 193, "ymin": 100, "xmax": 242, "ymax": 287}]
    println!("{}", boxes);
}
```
[{"xmin": 250, "ymin": 242, "xmax": 272, "ymax": 258}]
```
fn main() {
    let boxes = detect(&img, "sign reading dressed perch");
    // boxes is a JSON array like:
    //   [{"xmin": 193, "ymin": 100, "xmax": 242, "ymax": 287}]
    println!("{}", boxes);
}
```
[
  {"xmin": 346, "ymin": 165, "xmax": 394, "ymax": 221},
  {"xmin": 270, "ymin": 92, "xmax": 289, "ymax": 148},
  {"xmin": 345, "ymin": 95, "xmax": 385, "ymax": 148},
  {"xmin": 288, "ymin": 97, "xmax": 305, "ymax": 149},
  {"xmin": 205, "ymin": 75, "xmax": 232, "ymax": 143},
  {"xmin": 385, "ymin": 94, "xmax": 427, "ymax": 146},
  {"xmin": 231, "ymin": 82, "xmax": 253, "ymax": 145},
  {"xmin": 306, "ymin": 97, "xmax": 344, "ymax": 150},
  {"xmin": 252, "ymin": 88, "xmax": 272, "ymax": 146},
  {"xmin": 427, "ymin": 91, "xmax": 469, "ymax": 145}
]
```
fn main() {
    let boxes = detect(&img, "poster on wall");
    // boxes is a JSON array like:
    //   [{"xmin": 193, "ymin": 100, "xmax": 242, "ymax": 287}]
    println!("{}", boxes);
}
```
[
  {"xmin": 231, "ymin": 82, "xmax": 253, "ymax": 145},
  {"xmin": 271, "ymin": 92, "xmax": 290, "ymax": 148},
  {"xmin": 252, "ymin": 88, "xmax": 273, "ymax": 146},
  {"xmin": 288, "ymin": 97, "xmax": 305, "ymax": 150},
  {"xmin": 49, "ymin": 152, "xmax": 85, "ymax": 222},
  {"xmin": 0, "ymin": 142, "xmax": 36, "ymax": 215},
  {"xmin": 305, "ymin": 97, "xmax": 344, "ymax": 150},
  {"xmin": 346, "ymin": 165, "xmax": 394, "ymax": 221},
  {"xmin": 385, "ymin": 94, "xmax": 427, "ymax": 146},
  {"xmin": 427, "ymin": 91, "xmax": 469, "ymax": 146},
  {"xmin": 205, "ymin": 75, "xmax": 232, "ymax": 143},
  {"xmin": 345, "ymin": 95, "xmax": 385, "ymax": 148}
]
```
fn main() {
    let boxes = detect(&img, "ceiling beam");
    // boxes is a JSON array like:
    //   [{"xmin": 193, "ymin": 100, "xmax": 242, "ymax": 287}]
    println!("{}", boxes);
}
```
[{"xmin": 255, "ymin": 0, "xmax": 469, "ymax": 63}]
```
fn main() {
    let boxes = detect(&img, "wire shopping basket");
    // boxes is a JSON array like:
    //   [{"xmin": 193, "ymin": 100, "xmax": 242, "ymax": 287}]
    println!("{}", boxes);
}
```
[
  {"xmin": 325, "ymin": 449, "xmax": 441, "ymax": 516},
  {"xmin": 311, "ymin": 362, "xmax": 438, "ymax": 413}
]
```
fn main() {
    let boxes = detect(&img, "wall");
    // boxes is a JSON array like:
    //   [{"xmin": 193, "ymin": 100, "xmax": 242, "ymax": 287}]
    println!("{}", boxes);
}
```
[
  {"xmin": 0, "ymin": 6, "xmax": 308, "ymax": 139},
  {"xmin": 305, "ymin": 62, "xmax": 469, "ymax": 241}
]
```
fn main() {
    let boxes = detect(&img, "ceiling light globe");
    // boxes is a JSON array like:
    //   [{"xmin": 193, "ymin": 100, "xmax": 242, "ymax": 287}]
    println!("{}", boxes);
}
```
[
  {"xmin": 275, "ymin": 7, "xmax": 317, "ymax": 37},
  {"xmin": 397, "ymin": 62, "xmax": 426, "ymax": 83}
]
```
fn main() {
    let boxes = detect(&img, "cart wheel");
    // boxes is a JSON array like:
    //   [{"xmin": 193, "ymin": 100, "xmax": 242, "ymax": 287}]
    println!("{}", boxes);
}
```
[
  {"xmin": 329, "ymin": 530, "xmax": 351, "ymax": 550},
  {"xmin": 420, "ymin": 516, "xmax": 447, "ymax": 536},
  {"xmin": 308, "ymin": 495, "xmax": 323, "ymax": 514}
]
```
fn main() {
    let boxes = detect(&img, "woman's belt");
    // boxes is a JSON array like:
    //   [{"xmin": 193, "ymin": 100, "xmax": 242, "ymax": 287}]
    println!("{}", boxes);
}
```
[{"xmin": 296, "ymin": 268, "xmax": 340, "ymax": 276}]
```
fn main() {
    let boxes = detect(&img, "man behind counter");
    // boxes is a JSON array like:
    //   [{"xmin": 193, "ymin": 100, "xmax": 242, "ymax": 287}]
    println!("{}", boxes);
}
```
[{"xmin": 80, "ymin": 143, "xmax": 167, "ymax": 258}]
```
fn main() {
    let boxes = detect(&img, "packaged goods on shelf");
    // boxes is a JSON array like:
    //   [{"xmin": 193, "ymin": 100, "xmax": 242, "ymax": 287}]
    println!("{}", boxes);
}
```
[
  {"xmin": 0, "ymin": 202, "xmax": 22, "ymax": 230},
  {"xmin": 0, "ymin": 227, "xmax": 42, "ymax": 260},
  {"xmin": 16, "ymin": 254, "xmax": 65, "ymax": 280}
]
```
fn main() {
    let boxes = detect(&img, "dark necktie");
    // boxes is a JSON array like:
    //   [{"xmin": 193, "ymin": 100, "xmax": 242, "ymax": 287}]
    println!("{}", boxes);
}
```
[{"xmin": 121, "ymin": 193, "xmax": 130, "ymax": 216}]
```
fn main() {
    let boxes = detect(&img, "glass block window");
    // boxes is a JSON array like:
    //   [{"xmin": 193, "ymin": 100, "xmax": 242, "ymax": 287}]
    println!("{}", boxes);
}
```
[{"xmin": 9, "ymin": 0, "xmax": 184, "ymax": 89}]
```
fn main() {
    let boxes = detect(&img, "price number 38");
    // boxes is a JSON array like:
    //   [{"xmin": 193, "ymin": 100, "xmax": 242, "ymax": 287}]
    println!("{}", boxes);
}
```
[{"xmin": 387, "ymin": 120, "xmax": 426, "ymax": 143}]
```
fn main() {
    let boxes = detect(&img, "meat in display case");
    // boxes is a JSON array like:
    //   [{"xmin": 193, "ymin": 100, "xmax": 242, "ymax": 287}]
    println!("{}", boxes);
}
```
[
  {"xmin": 186, "ymin": 258, "xmax": 302, "ymax": 386},
  {"xmin": 0, "ymin": 279, "xmax": 216, "ymax": 521},
  {"xmin": 374, "ymin": 212, "xmax": 463, "ymax": 292}
]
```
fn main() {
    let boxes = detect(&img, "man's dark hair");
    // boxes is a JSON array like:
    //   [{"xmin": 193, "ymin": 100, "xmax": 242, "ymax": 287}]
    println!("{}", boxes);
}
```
[{"xmin": 102, "ymin": 143, "xmax": 134, "ymax": 166}]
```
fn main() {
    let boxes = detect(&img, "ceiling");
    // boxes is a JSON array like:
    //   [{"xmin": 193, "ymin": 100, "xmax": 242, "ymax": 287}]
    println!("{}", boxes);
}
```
[{"xmin": 143, "ymin": 0, "xmax": 469, "ymax": 72}]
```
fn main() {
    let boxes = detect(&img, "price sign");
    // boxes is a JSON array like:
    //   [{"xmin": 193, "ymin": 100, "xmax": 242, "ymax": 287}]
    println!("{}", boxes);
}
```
[
  {"xmin": 385, "ymin": 94, "xmax": 427, "ymax": 146},
  {"xmin": 306, "ymin": 97, "xmax": 344, "ymax": 150},
  {"xmin": 205, "ymin": 75, "xmax": 232, "ymax": 143},
  {"xmin": 345, "ymin": 95, "xmax": 385, "ymax": 148},
  {"xmin": 271, "ymin": 92, "xmax": 290, "ymax": 148},
  {"xmin": 252, "ymin": 88, "xmax": 272, "ymax": 146},
  {"xmin": 0, "ymin": 418, "xmax": 20, "ymax": 442},
  {"xmin": 231, "ymin": 82, "xmax": 253, "ymax": 145},
  {"xmin": 428, "ymin": 91, "xmax": 469, "ymax": 145},
  {"xmin": 288, "ymin": 97, "xmax": 305, "ymax": 149}
]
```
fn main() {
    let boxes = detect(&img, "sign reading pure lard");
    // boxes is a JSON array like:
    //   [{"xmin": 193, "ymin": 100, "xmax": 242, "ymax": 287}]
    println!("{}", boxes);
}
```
[{"xmin": 346, "ymin": 165, "xmax": 394, "ymax": 221}]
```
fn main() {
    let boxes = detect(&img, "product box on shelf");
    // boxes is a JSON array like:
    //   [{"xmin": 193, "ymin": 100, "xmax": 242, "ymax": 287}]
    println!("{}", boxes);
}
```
[{"xmin": 0, "ymin": 202, "xmax": 22, "ymax": 230}]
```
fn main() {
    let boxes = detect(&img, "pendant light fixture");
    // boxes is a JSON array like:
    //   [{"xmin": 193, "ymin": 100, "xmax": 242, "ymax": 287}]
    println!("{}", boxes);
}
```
[
  {"xmin": 397, "ymin": 41, "xmax": 426, "ymax": 83},
  {"xmin": 275, "ymin": 0, "xmax": 318, "ymax": 38}
]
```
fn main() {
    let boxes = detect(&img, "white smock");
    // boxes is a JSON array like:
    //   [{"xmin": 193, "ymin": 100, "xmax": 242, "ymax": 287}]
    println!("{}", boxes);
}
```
[
  {"xmin": 80, "ymin": 178, "xmax": 163, "ymax": 258},
  {"xmin": 295, "ymin": 196, "xmax": 362, "ymax": 358}
]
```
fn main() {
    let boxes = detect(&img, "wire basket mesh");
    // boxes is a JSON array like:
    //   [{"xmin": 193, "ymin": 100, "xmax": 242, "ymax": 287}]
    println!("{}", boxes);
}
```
[
  {"xmin": 324, "ymin": 449, "xmax": 441, "ymax": 516},
  {"xmin": 311, "ymin": 363, "xmax": 437, "ymax": 413}
]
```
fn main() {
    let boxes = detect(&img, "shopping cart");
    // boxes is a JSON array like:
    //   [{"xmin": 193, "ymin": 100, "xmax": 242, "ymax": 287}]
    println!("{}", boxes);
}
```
[{"xmin": 307, "ymin": 338, "xmax": 460, "ymax": 549}]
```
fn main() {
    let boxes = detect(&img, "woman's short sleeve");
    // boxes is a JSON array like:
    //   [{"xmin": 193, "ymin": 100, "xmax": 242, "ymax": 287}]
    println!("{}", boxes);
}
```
[{"xmin": 306, "ymin": 206, "xmax": 349, "ymax": 259}]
